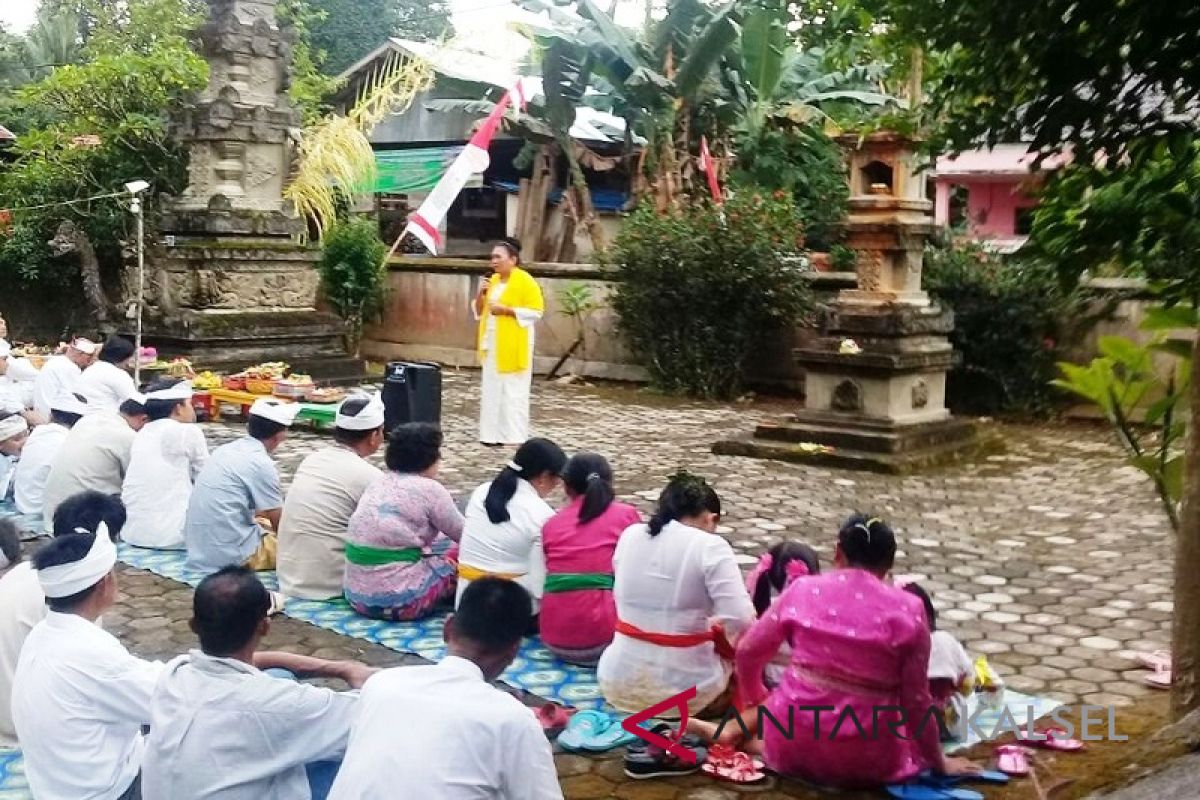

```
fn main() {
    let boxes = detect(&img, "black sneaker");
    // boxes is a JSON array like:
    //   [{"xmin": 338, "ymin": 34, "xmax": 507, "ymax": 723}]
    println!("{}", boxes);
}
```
[{"xmin": 623, "ymin": 743, "xmax": 706, "ymax": 779}]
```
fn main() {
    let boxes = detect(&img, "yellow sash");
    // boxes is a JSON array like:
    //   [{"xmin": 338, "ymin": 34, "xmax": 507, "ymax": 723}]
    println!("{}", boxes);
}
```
[
  {"xmin": 476, "ymin": 267, "xmax": 544, "ymax": 374},
  {"xmin": 457, "ymin": 563, "xmax": 526, "ymax": 581}
]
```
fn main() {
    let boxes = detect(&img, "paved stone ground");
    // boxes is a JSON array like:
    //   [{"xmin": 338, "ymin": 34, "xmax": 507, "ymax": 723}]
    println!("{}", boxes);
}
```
[{"xmin": 104, "ymin": 370, "xmax": 1174, "ymax": 798}]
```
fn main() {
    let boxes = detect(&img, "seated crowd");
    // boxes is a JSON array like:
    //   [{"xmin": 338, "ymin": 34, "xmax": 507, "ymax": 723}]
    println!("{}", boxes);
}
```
[{"xmin": 0, "ymin": 333, "xmax": 984, "ymax": 797}]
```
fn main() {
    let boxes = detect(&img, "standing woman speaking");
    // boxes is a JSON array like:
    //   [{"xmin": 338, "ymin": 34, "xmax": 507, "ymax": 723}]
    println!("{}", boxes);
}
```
[{"xmin": 473, "ymin": 237, "xmax": 545, "ymax": 446}]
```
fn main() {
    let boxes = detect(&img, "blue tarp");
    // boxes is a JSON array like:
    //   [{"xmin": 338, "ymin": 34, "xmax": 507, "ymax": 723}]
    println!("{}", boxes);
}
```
[{"xmin": 491, "ymin": 180, "xmax": 629, "ymax": 213}]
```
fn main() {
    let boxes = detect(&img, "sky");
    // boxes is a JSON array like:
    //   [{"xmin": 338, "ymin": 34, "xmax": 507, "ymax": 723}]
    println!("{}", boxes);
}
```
[{"xmin": 0, "ymin": 0, "xmax": 39, "ymax": 34}]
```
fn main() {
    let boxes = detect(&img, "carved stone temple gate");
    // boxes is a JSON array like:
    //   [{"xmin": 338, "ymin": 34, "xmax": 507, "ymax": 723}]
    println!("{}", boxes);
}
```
[
  {"xmin": 136, "ymin": 0, "xmax": 358, "ymax": 376},
  {"xmin": 714, "ymin": 133, "xmax": 985, "ymax": 473}
]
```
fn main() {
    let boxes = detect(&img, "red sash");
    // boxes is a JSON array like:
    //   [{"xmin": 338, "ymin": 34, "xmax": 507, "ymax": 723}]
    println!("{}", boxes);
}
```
[{"xmin": 614, "ymin": 619, "xmax": 735, "ymax": 661}]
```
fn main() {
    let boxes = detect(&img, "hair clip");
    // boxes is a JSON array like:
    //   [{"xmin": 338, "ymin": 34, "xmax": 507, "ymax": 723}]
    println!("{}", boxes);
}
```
[
  {"xmin": 586, "ymin": 472, "xmax": 601, "ymax": 482},
  {"xmin": 506, "ymin": 460, "xmax": 523, "ymax": 473},
  {"xmin": 785, "ymin": 559, "xmax": 810, "ymax": 583},
  {"xmin": 854, "ymin": 522, "xmax": 872, "ymax": 542}
]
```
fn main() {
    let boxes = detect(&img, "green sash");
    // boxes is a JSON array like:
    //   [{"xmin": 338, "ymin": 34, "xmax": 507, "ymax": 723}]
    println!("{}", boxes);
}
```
[
  {"xmin": 344, "ymin": 542, "xmax": 423, "ymax": 567},
  {"xmin": 543, "ymin": 572, "xmax": 615, "ymax": 593}
]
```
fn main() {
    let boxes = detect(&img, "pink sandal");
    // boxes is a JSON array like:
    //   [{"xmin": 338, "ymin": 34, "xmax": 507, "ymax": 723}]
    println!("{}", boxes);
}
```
[
  {"xmin": 702, "ymin": 749, "xmax": 769, "ymax": 785},
  {"xmin": 1135, "ymin": 650, "xmax": 1171, "ymax": 671},
  {"xmin": 1016, "ymin": 726, "xmax": 1085, "ymax": 752},
  {"xmin": 1145, "ymin": 663, "xmax": 1172, "ymax": 689},
  {"xmin": 994, "ymin": 744, "xmax": 1031, "ymax": 776}
]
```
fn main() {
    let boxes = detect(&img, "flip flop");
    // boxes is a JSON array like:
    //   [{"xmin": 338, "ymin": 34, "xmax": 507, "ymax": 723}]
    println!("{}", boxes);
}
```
[
  {"xmin": 557, "ymin": 710, "xmax": 637, "ymax": 752},
  {"xmin": 701, "ymin": 749, "xmax": 771, "ymax": 786},
  {"xmin": 887, "ymin": 785, "xmax": 983, "ymax": 800},
  {"xmin": 1134, "ymin": 649, "xmax": 1171, "ymax": 671},
  {"xmin": 1145, "ymin": 664, "xmax": 1172, "ymax": 689},
  {"xmin": 994, "ymin": 744, "xmax": 1031, "ymax": 776},
  {"xmin": 921, "ymin": 769, "xmax": 1011, "ymax": 785},
  {"xmin": 1016, "ymin": 727, "xmax": 1085, "ymax": 752},
  {"xmin": 534, "ymin": 702, "xmax": 576, "ymax": 738}
]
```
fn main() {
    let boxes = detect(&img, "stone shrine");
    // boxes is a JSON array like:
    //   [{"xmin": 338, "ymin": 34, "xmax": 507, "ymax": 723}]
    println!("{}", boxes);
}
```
[
  {"xmin": 714, "ymin": 132, "xmax": 983, "ymax": 472},
  {"xmin": 138, "ymin": 0, "xmax": 357, "ymax": 375}
]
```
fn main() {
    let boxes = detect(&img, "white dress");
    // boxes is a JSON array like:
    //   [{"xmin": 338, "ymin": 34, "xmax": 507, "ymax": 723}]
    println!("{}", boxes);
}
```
[
  {"xmin": 456, "ymin": 479, "xmax": 552, "ymax": 614},
  {"xmin": 473, "ymin": 280, "xmax": 542, "ymax": 445},
  {"xmin": 597, "ymin": 520, "xmax": 757, "ymax": 715}
]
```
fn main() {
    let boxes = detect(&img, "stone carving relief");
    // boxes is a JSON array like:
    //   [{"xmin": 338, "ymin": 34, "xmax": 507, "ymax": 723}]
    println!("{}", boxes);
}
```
[
  {"xmin": 831, "ymin": 380, "xmax": 864, "ymax": 412},
  {"xmin": 856, "ymin": 251, "xmax": 885, "ymax": 293},
  {"xmin": 912, "ymin": 379, "xmax": 929, "ymax": 409}
]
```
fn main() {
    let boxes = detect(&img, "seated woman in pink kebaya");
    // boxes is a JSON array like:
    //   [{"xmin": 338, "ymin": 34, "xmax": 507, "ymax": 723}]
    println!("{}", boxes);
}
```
[
  {"xmin": 728, "ymin": 514, "xmax": 979, "ymax": 789},
  {"xmin": 538, "ymin": 453, "xmax": 640, "ymax": 665}
]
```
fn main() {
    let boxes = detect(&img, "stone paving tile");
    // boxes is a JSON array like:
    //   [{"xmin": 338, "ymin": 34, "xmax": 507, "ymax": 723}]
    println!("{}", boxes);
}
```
[{"xmin": 79, "ymin": 371, "xmax": 1177, "ymax": 798}]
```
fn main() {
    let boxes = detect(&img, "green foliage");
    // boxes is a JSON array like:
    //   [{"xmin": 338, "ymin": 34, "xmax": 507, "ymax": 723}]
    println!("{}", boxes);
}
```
[
  {"xmin": 0, "ymin": 0, "xmax": 206, "ymax": 317},
  {"xmin": 1053, "ymin": 312, "xmax": 1197, "ymax": 532},
  {"xmin": 277, "ymin": 0, "xmax": 343, "ymax": 126},
  {"xmin": 923, "ymin": 242, "xmax": 1088, "ymax": 415},
  {"xmin": 318, "ymin": 218, "xmax": 387, "ymax": 344},
  {"xmin": 609, "ymin": 192, "xmax": 813, "ymax": 399},
  {"xmin": 729, "ymin": 122, "xmax": 847, "ymax": 250},
  {"xmin": 306, "ymin": 0, "xmax": 449, "ymax": 76},
  {"xmin": 1031, "ymin": 141, "xmax": 1200, "ymax": 307},
  {"xmin": 878, "ymin": 0, "xmax": 1200, "ymax": 162}
]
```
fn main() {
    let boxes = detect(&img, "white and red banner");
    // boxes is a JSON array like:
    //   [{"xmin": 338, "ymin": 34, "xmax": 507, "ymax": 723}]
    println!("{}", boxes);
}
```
[
  {"xmin": 394, "ymin": 79, "xmax": 529, "ymax": 256},
  {"xmin": 698, "ymin": 135, "xmax": 723, "ymax": 204}
]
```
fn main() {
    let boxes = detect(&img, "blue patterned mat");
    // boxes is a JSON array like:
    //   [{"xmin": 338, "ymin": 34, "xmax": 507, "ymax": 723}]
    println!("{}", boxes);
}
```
[
  {"xmin": 0, "ymin": 502, "xmax": 42, "ymax": 539},
  {"xmin": 0, "ymin": 749, "xmax": 28, "ymax": 799},
  {"xmin": 115, "ymin": 543, "xmax": 607, "ymax": 711}
]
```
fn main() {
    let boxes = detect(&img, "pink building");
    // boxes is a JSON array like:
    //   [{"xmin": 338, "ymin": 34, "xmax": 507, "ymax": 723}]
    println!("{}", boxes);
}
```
[{"xmin": 932, "ymin": 144, "xmax": 1068, "ymax": 253}]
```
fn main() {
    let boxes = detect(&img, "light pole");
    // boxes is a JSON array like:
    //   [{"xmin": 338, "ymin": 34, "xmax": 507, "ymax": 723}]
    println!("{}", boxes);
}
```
[{"xmin": 125, "ymin": 180, "xmax": 150, "ymax": 385}]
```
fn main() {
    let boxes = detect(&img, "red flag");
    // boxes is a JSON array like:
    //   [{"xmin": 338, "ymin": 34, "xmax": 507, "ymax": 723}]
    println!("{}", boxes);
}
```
[
  {"xmin": 698, "ymin": 136, "xmax": 723, "ymax": 204},
  {"xmin": 392, "ymin": 80, "xmax": 527, "ymax": 256}
]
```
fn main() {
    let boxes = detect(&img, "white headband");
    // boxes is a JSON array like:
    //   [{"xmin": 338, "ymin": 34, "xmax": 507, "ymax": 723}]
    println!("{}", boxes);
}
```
[
  {"xmin": 336, "ymin": 392, "xmax": 385, "ymax": 431},
  {"xmin": 36, "ymin": 523, "xmax": 116, "ymax": 598},
  {"xmin": 249, "ymin": 397, "xmax": 300, "ymax": 426},
  {"xmin": 71, "ymin": 338, "xmax": 98, "ymax": 355},
  {"xmin": 127, "ymin": 392, "xmax": 147, "ymax": 406},
  {"xmin": 145, "ymin": 380, "xmax": 193, "ymax": 401},
  {"xmin": 0, "ymin": 415, "xmax": 27, "ymax": 442}
]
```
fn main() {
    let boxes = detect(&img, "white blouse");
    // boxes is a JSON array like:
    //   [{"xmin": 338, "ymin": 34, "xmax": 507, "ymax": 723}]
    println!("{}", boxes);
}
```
[
  {"xmin": 597, "ymin": 520, "xmax": 756, "ymax": 715},
  {"xmin": 456, "ymin": 479, "xmax": 552, "ymax": 612},
  {"xmin": 121, "ymin": 418, "xmax": 209, "ymax": 549}
]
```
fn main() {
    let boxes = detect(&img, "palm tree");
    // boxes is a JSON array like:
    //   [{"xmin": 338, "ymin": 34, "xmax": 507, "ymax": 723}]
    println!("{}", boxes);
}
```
[{"xmin": 22, "ymin": 6, "xmax": 82, "ymax": 82}]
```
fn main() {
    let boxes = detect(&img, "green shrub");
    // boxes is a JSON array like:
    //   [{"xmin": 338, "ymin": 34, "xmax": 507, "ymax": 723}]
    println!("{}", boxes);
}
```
[
  {"xmin": 609, "ymin": 193, "xmax": 813, "ymax": 399},
  {"xmin": 924, "ymin": 242, "xmax": 1088, "ymax": 415},
  {"xmin": 729, "ymin": 123, "xmax": 848, "ymax": 252},
  {"xmin": 318, "ymin": 218, "xmax": 387, "ymax": 347}
]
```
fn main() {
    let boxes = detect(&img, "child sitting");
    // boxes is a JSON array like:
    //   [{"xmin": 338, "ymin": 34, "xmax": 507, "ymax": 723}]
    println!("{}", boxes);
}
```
[
  {"xmin": 901, "ymin": 581, "xmax": 974, "ymax": 741},
  {"xmin": 744, "ymin": 541, "xmax": 820, "ymax": 688}
]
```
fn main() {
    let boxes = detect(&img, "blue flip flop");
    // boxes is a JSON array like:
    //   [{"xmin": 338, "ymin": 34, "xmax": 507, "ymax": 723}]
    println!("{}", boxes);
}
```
[
  {"xmin": 887, "ymin": 784, "xmax": 984, "ymax": 800},
  {"xmin": 922, "ymin": 768, "xmax": 1010, "ymax": 786},
  {"xmin": 557, "ymin": 710, "xmax": 638, "ymax": 752}
]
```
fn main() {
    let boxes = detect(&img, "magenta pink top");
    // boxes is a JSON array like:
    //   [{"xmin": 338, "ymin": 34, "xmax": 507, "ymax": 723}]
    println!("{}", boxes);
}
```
[
  {"xmin": 735, "ymin": 568, "xmax": 943, "ymax": 788},
  {"xmin": 538, "ymin": 498, "xmax": 641, "ymax": 651}
]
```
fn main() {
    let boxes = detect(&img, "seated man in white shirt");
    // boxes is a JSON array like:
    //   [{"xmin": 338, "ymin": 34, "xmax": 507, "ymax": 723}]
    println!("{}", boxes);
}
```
[
  {"xmin": 0, "ymin": 340, "xmax": 41, "ymax": 425},
  {"xmin": 278, "ymin": 393, "xmax": 385, "ymax": 600},
  {"xmin": 13, "ymin": 391, "xmax": 88, "ymax": 516},
  {"xmin": 122, "ymin": 378, "xmax": 208, "ymax": 550},
  {"xmin": 11, "ymin": 523, "xmax": 163, "ymax": 800},
  {"xmin": 41, "ymin": 395, "xmax": 147, "ymax": 534},
  {"xmin": 32, "ymin": 337, "xmax": 96, "ymax": 418},
  {"xmin": 0, "ymin": 491, "xmax": 127, "ymax": 747},
  {"xmin": 329, "ymin": 578, "xmax": 563, "ymax": 800},
  {"xmin": 143, "ymin": 566, "xmax": 374, "ymax": 800},
  {"xmin": 79, "ymin": 336, "xmax": 138, "ymax": 414}
]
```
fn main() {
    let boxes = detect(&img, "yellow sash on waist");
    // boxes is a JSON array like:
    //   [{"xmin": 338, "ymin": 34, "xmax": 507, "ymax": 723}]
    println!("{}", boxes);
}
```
[{"xmin": 457, "ymin": 563, "xmax": 525, "ymax": 581}]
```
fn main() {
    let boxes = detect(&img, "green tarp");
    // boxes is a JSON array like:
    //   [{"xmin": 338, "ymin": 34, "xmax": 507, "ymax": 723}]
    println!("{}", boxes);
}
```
[{"xmin": 373, "ymin": 146, "xmax": 467, "ymax": 194}]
